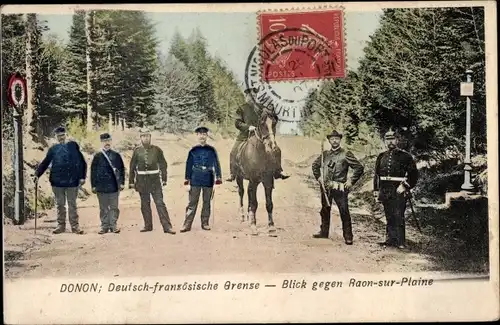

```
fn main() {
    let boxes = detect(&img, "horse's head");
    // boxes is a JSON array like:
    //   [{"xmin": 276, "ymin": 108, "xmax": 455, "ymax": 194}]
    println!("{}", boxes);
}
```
[{"xmin": 256, "ymin": 110, "xmax": 278, "ymax": 153}]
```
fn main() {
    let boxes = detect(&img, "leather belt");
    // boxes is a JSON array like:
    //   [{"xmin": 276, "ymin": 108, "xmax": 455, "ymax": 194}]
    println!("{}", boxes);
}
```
[
  {"xmin": 136, "ymin": 170, "xmax": 159, "ymax": 175},
  {"xmin": 193, "ymin": 165, "xmax": 212, "ymax": 171},
  {"xmin": 326, "ymin": 180, "xmax": 345, "ymax": 191},
  {"xmin": 380, "ymin": 176, "xmax": 406, "ymax": 181}
]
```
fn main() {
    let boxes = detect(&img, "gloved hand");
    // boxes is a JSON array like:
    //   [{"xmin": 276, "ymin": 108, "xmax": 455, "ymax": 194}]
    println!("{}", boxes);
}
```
[
  {"xmin": 215, "ymin": 179, "xmax": 222, "ymax": 185},
  {"xmin": 129, "ymin": 184, "xmax": 135, "ymax": 189},
  {"xmin": 162, "ymin": 181, "xmax": 167, "ymax": 187},
  {"xmin": 91, "ymin": 187, "xmax": 97, "ymax": 194},
  {"xmin": 248, "ymin": 126, "xmax": 256, "ymax": 132},
  {"xmin": 184, "ymin": 180, "xmax": 190, "ymax": 186}
]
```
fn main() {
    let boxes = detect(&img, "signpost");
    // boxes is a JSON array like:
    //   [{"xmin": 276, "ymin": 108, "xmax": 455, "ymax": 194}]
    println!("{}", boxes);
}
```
[
  {"xmin": 460, "ymin": 69, "xmax": 475, "ymax": 192},
  {"xmin": 7, "ymin": 72, "xmax": 27, "ymax": 225}
]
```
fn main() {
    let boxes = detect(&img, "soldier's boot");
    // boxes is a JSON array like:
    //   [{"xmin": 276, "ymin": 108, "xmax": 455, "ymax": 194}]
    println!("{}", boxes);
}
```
[
  {"xmin": 272, "ymin": 149, "xmax": 290, "ymax": 180},
  {"xmin": 52, "ymin": 226, "xmax": 66, "ymax": 234},
  {"xmin": 140, "ymin": 228, "xmax": 152, "ymax": 232},
  {"xmin": 201, "ymin": 224, "xmax": 211, "ymax": 231},
  {"xmin": 111, "ymin": 228, "xmax": 121, "ymax": 234},
  {"xmin": 98, "ymin": 229, "xmax": 107, "ymax": 235},
  {"xmin": 180, "ymin": 226, "xmax": 191, "ymax": 233},
  {"xmin": 274, "ymin": 171, "xmax": 291, "ymax": 180},
  {"xmin": 72, "ymin": 228, "xmax": 84, "ymax": 235},
  {"xmin": 312, "ymin": 231, "xmax": 328, "ymax": 238},
  {"xmin": 164, "ymin": 229, "xmax": 176, "ymax": 235}
]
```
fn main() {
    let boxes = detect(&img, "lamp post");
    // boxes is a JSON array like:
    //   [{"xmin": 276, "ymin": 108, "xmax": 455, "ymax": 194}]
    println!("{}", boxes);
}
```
[{"xmin": 460, "ymin": 69, "xmax": 475, "ymax": 192}]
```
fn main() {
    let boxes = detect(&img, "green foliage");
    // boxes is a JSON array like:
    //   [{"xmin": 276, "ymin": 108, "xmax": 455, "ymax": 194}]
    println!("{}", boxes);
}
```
[
  {"xmin": 2, "ymin": 14, "xmax": 49, "ymax": 129},
  {"xmin": 66, "ymin": 116, "xmax": 107, "ymax": 154},
  {"xmin": 302, "ymin": 7, "xmax": 486, "ymax": 163},
  {"xmin": 358, "ymin": 7, "xmax": 486, "ymax": 161},
  {"xmin": 300, "ymin": 70, "xmax": 366, "ymax": 145},
  {"xmin": 153, "ymin": 54, "xmax": 202, "ymax": 132},
  {"xmin": 207, "ymin": 56, "xmax": 245, "ymax": 132},
  {"xmin": 165, "ymin": 29, "xmax": 244, "ymax": 133},
  {"xmin": 55, "ymin": 10, "xmax": 159, "ymax": 126}
]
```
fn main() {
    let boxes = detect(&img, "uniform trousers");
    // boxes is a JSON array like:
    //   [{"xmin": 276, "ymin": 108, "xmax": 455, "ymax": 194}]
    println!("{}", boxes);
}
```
[
  {"xmin": 183, "ymin": 186, "xmax": 213, "ymax": 228},
  {"xmin": 319, "ymin": 188, "xmax": 353, "ymax": 240},
  {"xmin": 97, "ymin": 192, "xmax": 120, "ymax": 231},
  {"xmin": 136, "ymin": 177, "xmax": 173, "ymax": 231},
  {"xmin": 52, "ymin": 186, "xmax": 80, "ymax": 230},
  {"xmin": 379, "ymin": 187, "xmax": 407, "ymax": 246}
]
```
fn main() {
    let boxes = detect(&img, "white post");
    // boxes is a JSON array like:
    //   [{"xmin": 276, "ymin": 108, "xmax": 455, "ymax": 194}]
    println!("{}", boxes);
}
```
[
  {"xmin": 108, "ymin": 113, "xmax": 113, "ymax": 133},
  {"xmin": 461, "ymin": 69, "xmax": 474, "ymax": 191}
]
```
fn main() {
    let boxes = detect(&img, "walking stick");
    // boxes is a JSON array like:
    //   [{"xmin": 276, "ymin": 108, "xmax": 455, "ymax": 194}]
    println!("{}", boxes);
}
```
[
  {"xmin": 319, "ymin": 134, "xmax": 331, "ymax": 207},
  {"xmin": 406, "ymin": 192, "xmax": 423, "ymax": 234},
  {"xmin": 211, "ymin": 186, "xmax": 216, "ymax": 227},
  {"xmin": 34, "ymin": 178, "xmax": 38, "ymax": 235}
]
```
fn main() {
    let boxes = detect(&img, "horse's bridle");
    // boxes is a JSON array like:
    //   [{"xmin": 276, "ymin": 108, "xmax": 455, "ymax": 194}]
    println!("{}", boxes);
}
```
[{"xmin": 248, "ymin": 127, "xmax": 265, "ymax": 142}]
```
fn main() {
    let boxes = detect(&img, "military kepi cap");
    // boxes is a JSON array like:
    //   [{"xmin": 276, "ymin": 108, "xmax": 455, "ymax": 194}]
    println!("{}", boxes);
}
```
[
  {"xmin": 384, "ymin": 129, "xmax": 396, "ymax": 140},
  {"xmin": 100, "ymin": 133, "xmax": 112, "ymax": 141},
  {"xmin": 195, "ymin": 126, "xmax": 209, "ymax": 133},
  {"xmin": 326, "ymin": 130, "xmax": 342, "ymax": 139},
  {"xmin": 139, "ymin": 127, "xmax": 151, "ymax": 135},
  {"xmin": 54, "ymin": 126, "xmax": 66, "ymax": 135}
]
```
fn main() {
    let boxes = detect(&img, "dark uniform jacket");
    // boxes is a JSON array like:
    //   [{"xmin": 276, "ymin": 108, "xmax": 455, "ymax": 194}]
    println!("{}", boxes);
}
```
[
  {"xmin": 312, "ymin": 147, "xmax": 364, "ymax": 185},
  {"xmin": 129, "ymin": 145, "xmax": 168, "ymax": 191},
  {"xmin": 235, "ymin": 102, "xmax": 277, "ymax": 141},
  {"xmin": 90, "ymin": 149, "xmax": 125, "ymax": 193},
  {"xmin": 35, "ymin": 141, "xmax": 87, "ymax": 188},
  {"xmin": 373, "ymin": 148, "xmax": 418, "ymax": 200},
  {"xmin": 185, "ymin": 144, "xmax": 222, "ymax": 187}
]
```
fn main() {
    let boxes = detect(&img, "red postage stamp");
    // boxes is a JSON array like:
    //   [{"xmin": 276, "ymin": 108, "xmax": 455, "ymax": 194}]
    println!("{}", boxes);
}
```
[{"xmin": 257, "ymin": 8, "xmax": 346, "ymax": 82}]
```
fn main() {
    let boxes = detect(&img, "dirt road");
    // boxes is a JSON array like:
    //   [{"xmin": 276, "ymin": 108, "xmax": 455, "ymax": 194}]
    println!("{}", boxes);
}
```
[{"xmin": 5, "ymin": 133, "xmax": 436, "ymax": 279}]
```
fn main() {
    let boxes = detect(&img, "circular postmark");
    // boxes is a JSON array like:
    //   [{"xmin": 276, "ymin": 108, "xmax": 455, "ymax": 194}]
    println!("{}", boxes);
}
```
[{"xmin": 245, "ymin": 27, "xmax": 339, "ymax": 123}]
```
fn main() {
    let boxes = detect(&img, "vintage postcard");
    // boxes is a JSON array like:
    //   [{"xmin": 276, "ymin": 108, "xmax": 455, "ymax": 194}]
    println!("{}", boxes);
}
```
[{"xmin": 2, "ymin": 1, "xmax": 498, "ymax": 323}]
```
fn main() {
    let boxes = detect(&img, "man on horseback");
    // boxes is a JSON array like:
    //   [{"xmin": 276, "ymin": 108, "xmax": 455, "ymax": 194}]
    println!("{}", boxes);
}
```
[{"xmin": 226, "ymin": 87, "xmax": 290, "ymax": 182}]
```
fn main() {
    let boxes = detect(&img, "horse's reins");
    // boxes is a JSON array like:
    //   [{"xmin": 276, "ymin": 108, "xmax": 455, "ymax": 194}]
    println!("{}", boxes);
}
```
[{"xmin": 248, "ymin": 127, "xmax": 265, "ymax": 142}]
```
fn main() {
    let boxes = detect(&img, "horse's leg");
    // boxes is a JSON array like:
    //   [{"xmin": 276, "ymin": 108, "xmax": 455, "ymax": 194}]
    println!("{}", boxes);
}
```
[
  {"xmin": 248, "ymin": 180, "xmax": 259, "ymax": 235},
  {"xmin": 264, "ymin": 176, "xmax": 277, "ymax": 235},
  {"xmin": 236, "ymin": 176, "xmax": 245, "ymax": 222}
]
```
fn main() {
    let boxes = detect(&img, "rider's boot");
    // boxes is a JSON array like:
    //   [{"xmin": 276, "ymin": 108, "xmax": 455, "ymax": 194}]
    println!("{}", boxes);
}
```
[
  {"xmin": 226, "ymin": 174, "xmax": 236, "ymax": 182},
  {"xmin": 274, "ymin": 170, "xmax": 291, "ymax": 180}
]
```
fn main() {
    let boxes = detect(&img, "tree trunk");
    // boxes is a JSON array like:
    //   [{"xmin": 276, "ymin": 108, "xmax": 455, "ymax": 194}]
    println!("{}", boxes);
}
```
[
  {"xmin": 24, "ymin": 14, "xmax": 34, "ymax": 134},
  {"xmin": 85, "ymin": 11, "xmax": 93, "ymax": 132}
]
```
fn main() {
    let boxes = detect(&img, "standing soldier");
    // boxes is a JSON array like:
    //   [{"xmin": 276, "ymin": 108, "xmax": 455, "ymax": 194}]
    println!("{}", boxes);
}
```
[
  {"xmin": 226, "ymin": 87, "xmax": 290, "ymax": 182},
  {"xmin": 128, "ymin": 128, "xmax": 176, "ymax": 234},
  {"xmin": 34, "ymin": 126, "xmax": 87, "ymax": 234},
  {"xmin": 373, "ymin": 129, "xmax": 418, "ymax": 250},
  {"xmin": 180, "ymin": 126, "xmax": 222, "ymax": 232},
  {"xmin": 90, "ymin": 133, "xmax": 125, "ymax": 234},
  {"xmin": 311, "ymin": 130, "xmax": 364, "ymax": 245}
]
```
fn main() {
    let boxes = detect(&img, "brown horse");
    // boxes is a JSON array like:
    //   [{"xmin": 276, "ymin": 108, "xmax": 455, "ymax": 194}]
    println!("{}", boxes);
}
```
[{"xmin": 235, "ymin": 112, "xmax": 279, "ymax": 236}]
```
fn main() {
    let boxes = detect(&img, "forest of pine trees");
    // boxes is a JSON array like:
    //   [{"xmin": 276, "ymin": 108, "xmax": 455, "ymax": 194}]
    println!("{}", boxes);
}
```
[
  {"xmin": 1, "ymin": 11, "xmax": 244, "ymax": 139},
  {"xmin": 2, "ymin": 7, "xmax": 487, "ymax": 163}
]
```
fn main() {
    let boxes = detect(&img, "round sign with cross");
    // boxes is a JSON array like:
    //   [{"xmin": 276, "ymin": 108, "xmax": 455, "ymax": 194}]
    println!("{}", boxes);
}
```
[{"xmin": 7, "ymin": 73, "xmax": 27, "ymax": 108}]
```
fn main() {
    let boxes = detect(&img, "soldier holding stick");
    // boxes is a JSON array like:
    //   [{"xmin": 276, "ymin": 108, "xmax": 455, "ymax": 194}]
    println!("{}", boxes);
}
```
[
  {"xmin": 311, "ymin": 130, "xmax": 364, "ymax": 245},
  {"xmin": 180, "ymin": 126, "xmax": 222, "ymax": 232}
]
